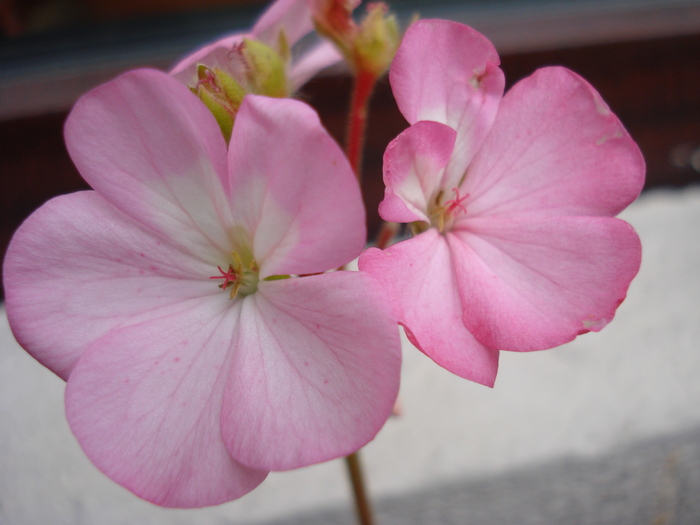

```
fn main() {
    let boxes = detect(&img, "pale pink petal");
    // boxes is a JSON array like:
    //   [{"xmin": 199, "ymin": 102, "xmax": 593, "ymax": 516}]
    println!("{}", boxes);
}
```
[
  {"xmin": 170, "ymin": 34, "xmax": 246, "ymax": 85},
  {"xmin": 171, "ymin": 0, "xmax": 335, "ymax": 90},
  {"xmin": 227, "ymin": 95, "xmax": 365, "ymax": 277},
  {"xmin": 378, "ymin": 120, "xmax": 456, "ymax": 223},
  {"xmin": 390, "ymin": 19, "xmax": 505, "ymax": 188},
  {"xmin": 449, "ymin": 215, "xmax": 642, "ymax": 351},
  {"xmin": 253, "ymin": 0, "xmax": 314, "ymax": 47},
  {"xmin": 3, "ymin": 191, "xmax": 217, "ymax": 380},
  {"xmin": 220, "ymin": 272, "xmax": 401, "ymax": 470},
  {"xmin": 289, "ymin": 40, "xmax": 343, "ymax": 90},
  {"xmin": 171, "ymin": 0, "xmax": 316, "ymax": 85},
  {"xmin": 64, "ymin": 69, "xmax": 233, "ymax": 263},
  {"xmin": 65, "ymin": 300, "xmax": 268, "ymax": 508},
  {"xmin": 464, "ymin": 67, "xmax": 645, "ymax": 218},
  {"xmin": 359, "ymin": 230, "xmax": 499, "ymax": 386}
]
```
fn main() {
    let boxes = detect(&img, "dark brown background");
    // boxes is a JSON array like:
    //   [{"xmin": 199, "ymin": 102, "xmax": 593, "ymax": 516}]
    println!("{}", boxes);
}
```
[{"xmin": 2, "ymin": 0, "xmax": 700, "ymax": 297}]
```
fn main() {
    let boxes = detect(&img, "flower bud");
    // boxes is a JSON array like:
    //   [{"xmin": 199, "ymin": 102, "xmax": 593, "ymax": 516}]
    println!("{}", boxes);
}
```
[
  {"xmin": 354, "ymin": 3, "xmax": 399, "ymax": 77},
  {"xmin": 189, "ymin": 39, "xmax": 290, "ymax": 141},
  {"xmin": 312, "ymin": 0, "xmax": 400, "ymax": 77},
  {"xmin": 241, "ymin": 37, "xmax": 289, "ymax": 98},
  {"xmin": 311, "ymin": 0, "xmax": 356, "ymax": 56},
  {"xmin": 191, "ymin": 65, "xmax": 247, "ymax": 142}
]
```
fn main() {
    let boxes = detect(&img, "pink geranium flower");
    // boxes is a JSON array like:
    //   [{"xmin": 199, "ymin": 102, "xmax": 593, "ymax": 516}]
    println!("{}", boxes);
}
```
[
  {"xmin": 3, "ymin": 69, "xmax": 401, "ymax": 507},
  {"xmin": 171, "ymin": 0, "xmax": 343, "ymax": 93},
  {"xmin": 359, "ymin": 20, "xmax": 645, "ymax": 387}
]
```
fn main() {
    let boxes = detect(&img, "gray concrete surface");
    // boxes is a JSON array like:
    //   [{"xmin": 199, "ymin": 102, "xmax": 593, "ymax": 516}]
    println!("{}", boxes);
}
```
[
  {"xmin": 263, "ymin": 426, "xmax": 700, "ymax": 525},
  {"xmin": 2, "ymin": 185, "xmax": 700, "ymax": 524}
]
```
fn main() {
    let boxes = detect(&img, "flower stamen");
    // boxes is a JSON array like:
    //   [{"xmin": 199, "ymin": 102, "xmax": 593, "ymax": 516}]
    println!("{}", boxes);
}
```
[
  {"xmin": 210, "ymin": 265, "xmax": 242, "ymax": 299},
  {"xmin": 445, "ymin": 187, "xmax": 469, "ymax": 215},
  {"xmin": 210, "ymin": 251, "xmax": 259, "ymax": 299},
  {"xmin": 196, "ymin": 67, "xmax": 221, "ymax": 93},
  {"xmin": 429, "ymin": 187, "xmax": 470, "ymax": 232}
]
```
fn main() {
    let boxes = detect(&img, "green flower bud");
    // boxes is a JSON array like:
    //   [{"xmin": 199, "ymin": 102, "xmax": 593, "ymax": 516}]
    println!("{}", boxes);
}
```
[
  {"xmin": 216, "ymin": 68, "xmax": 247, "ymax": 109},
  {"xmin": 355, "ymin": 3, "xmax": 400, "ymax": 77},
  {"xmin": 188, "ymin": 35, "xmax": 292, "ymax": 142},
  {"xmin": 241, "ymin": 38, "xmax": 289, "ymax": 98},
  {"xmin": 197, "ymin": 85, "xmax": 234, "ymax": 143}
]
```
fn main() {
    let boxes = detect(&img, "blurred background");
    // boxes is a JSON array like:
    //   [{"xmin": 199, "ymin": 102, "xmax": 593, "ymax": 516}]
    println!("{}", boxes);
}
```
[
  {"xmin": 1, "ymin": 1, "xmax": 700, "ymax": 524},
  {"xmin": 2, "ymin": 0, "xmax": 700, "ymax": 284}
]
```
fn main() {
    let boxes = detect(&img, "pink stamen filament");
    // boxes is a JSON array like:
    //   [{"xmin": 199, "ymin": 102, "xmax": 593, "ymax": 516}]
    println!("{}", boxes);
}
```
[
  {"xmin": 196, "ymin": 68, "xmax": 221, "ymax": 93},
  {"xmin": 445, "ymin": 187, "xmax": 469, "ymax": 215},
  {"xmin": 210, "ymin": 265, "xmax": 238, "ymax": 290}
]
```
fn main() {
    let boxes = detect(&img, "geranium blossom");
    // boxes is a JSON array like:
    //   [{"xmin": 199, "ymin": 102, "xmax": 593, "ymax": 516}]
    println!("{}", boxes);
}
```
[
  {"xmin": 3, "ymin": 69, "xmax": 401, "ymax": 507},
  {"xmin": 359, "ymin": 20, "xmax": 644, "ymax": 387}
]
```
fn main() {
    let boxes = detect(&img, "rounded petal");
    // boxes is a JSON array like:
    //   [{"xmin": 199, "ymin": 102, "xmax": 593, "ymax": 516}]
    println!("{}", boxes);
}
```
[
  {"xmin": 227, "ymin": 95, "xmax": 365, "ymax": 277},
  {"xmin": 170, "ymin": 34, "xmax": 246, "ymax": 85},
  {"xmin": 253, "ymin": 0, "xmax": 314, "ymax": 47},
  {"xmin": 3, "ymin": 191, "xmax": 216, "ymax": 380},
  {"xmin": 390, "ymin": 19, "xmax": 505, "ymax": 188},
  {"xmin": 65, "ymin": 299, "xmax": 267, "ymax": 508},
  {"xmin": 464, "ymin": 67, "xmax": 645, "ymax": 218},
  {"xmin": 289, "ymin": 40, "xmax": 343, "ymax": 91},
  {"xmin": 64, "ymin": 68, "xmax": 233, "ymax": 262},
  {"xmin": 378, "ymin": 121, "xmax": 456, "ymax": 223},
  {"xmin": 359, "ymin": 230, "xmax": 499, "ymax": 386},
  {"xmin": 449, "ymin": 215, "xmax": 642, "ymax": 351},
  {"xmin": 220, "ymin": 272, "xmax": 401, "ymax": 470}
]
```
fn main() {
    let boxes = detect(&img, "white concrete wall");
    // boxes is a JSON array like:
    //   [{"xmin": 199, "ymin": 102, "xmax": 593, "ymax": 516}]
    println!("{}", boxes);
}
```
[{"xmin": 2, "ymin": 186, "xmax": 699, "ymax": 524}]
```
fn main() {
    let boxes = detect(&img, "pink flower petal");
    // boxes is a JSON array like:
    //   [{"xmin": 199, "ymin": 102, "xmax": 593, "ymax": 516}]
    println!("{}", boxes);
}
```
[
  {"xmin": 464, "ymin": 67, "xmax": 645, "ymax": 218},
  {"xmin": 289, "ymin": 40, "xmax": 343, "ymax": 91},
  {"xmin": 170, "ymin": 0, "xmax": 317, "ymax": 84},
  {"xmin": 252, "ymin": 0, "xmax": 314, "ymax": 47},
  {"xmin": 449, "ymin": 215, "xmax": 642, "ymax": 351},
  {"xmin": 171, "ymin": 0, "xmax": 338, "ymax": 91},
  {"xmin": 170, "ymin": 34, "xmax": 245, "ymax": 85},
  {"xmin": 359, "ymin": 230, "xmax": 499, "ymax": 386},
  {"xmin": 3, "ymin": 191, "xmax": 216, "ymax": 380},
  {"xmin": 64, "ymin": 69, "xmax": 233, "ymax": 263},
  {"xmin": 227, "ymin": 95, "xmax": 365, "ymax": 277},
  {"xmin": 65, "ymin": 300, "xmax": 268, "ymax": 508},
  {"xmin": 220, "ymin": 272, "xmax": 402, "ymax": 470},
  {"xmin": 389, "ymin": 19, "xmax": 505, "ymax": 188},
  {"xmin": 379, "ymin": 120, "xmax": 457, "ymax": 223}
]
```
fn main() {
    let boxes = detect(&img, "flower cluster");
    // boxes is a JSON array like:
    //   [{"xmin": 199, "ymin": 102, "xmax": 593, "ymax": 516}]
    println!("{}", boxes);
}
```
[{"xmin": 3, "ymin": 0, "xmax": 644, "ymax": 510}]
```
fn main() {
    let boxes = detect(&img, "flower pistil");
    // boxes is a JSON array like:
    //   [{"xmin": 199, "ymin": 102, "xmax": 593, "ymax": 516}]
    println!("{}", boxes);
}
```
[{"xmin": 210, "ymin": 251, "xmax": 259, "ymax": 299}]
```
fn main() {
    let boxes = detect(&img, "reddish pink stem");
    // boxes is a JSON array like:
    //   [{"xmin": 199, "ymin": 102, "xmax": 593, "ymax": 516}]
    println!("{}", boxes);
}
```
[{"xmin": 346, "ymin": 69, "xmax": 378, "ymax": 179}]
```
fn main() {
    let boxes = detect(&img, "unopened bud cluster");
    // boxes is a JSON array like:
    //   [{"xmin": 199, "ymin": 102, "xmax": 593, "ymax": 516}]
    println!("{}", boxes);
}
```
[
  {"xmin": 191, "ymin": 36, "xmax": 290, "ymax": 141},
  {"xmin": 312, "ymin": 0, "xmax": 399, "ymax": 77}
]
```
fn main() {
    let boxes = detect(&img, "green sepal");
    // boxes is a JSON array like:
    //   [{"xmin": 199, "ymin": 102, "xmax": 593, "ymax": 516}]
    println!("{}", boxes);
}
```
[
  {"xmin": 196, "ymin": 64, "xmax": 211, "ymax": 82},
  {"xmin": 241, "ymin": 38, "xmax": 289, "ymax": 98},
  {"xmin": 198, "ymin": 88, "xmax": 234, "ymax": 143},
  {"xmin": 277, "ymin": 30, "xmax": 291, "ymax": 64},
  {"xmin": 214, "ymin": 68, "xmax": 247, "ymax": 109},
  {"xmin": 355, "ymin": 3, "xmax": 399, "ymax": 77},
  {"xmin": 409, "ymin": 220, "xmax": 429, "ymax": 236}
]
